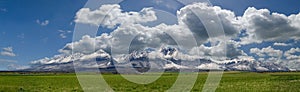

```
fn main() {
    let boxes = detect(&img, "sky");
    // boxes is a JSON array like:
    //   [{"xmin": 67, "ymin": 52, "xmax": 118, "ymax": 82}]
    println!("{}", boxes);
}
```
[{"xmin": 1, "ymin": 0, "xmax": 300, "ymax": 70}]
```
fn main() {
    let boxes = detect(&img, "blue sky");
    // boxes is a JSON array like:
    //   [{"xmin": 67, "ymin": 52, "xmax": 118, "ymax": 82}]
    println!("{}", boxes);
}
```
[
  {"xmin": 0, "ymin": 0, "xmax": 86, "ymax": 69},
  {"xmin": 1, "ymin": 0, "xmax": 300, "ymax": 70}
]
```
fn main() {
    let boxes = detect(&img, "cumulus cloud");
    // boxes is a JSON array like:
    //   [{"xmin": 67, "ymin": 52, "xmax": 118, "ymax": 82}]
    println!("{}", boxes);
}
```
[
  {"xmin": 36, "ymin": 19, "xmax": 49, "ymax": 26},
  {"xmin": 75, "ymin": 4, "xmax": 157, "ymax": 28},
  {"xmin": 59, "ymin": 34, "xmax": 112, "ymax": 54},
  {"xmin": 250, "ymin": 46, "xmax": 283, "ymax": 62},
  {"xmin": 279, "ymin": 48, "xmax": 300, "ymax": 70},
  {"xmin": 240, "ymin": 7, "xmax": 300, "ymax": 44},
  {"xmin": 60, "ymin": 23, "xmax": 194, "ymax": 54},
  {"xmin": 177, "ymin": 3, "xmax": 240, "ymax": 44},
  {"xmin": 66, "ymin": 3, "xmax": 241, "ymax": 54},
  {"xmin": 1, "ymin": 47, "xmax": 16, "ymax": 57},
  {"xmin": 188, "ymin": 40, "xmax": 246, "ymax": 61},
  {"xmin": 284, "ymin": 48, "xmax": 300, "ymax": 60}
]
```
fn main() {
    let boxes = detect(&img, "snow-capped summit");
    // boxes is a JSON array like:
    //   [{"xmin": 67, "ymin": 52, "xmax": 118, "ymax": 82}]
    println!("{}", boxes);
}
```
[
  {"xmin": 28, "ymin": 49, "xmax": 113, "ymax": 71},
  {"xmin": 129, "ymin": 50, "xmax": 148, "ymax": 61},
  {"xmin": 27, "ymin": 47, "xmax": 290, "ymax": 72},
  {"xmin": 223, "ymin": 60, "xmax": 289, "ymax": 71},
  {"xmin": 159, "ymin": 46, "xmax": 179, "ymax": 60}
]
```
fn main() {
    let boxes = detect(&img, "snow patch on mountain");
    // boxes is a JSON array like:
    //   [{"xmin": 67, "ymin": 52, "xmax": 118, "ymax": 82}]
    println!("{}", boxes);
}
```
[{"xmin": 27, "ymin": 46, "xmax": 290, "ymax": 72}]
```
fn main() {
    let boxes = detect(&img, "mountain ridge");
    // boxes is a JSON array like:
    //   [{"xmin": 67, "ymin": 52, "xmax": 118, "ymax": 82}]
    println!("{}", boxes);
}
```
[{"xmin": 25, "ymin": 46, "xmax": 291, "ymax": 72}]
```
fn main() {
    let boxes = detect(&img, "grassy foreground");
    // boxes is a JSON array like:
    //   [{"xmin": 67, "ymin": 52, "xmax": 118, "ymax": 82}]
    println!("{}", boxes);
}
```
[{"xmin": 0, "ymin": 72, "xmax": 300, "ymax": 92}]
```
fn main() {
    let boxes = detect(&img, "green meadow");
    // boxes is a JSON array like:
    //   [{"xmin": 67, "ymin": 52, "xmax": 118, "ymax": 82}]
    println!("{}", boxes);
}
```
[{"xmin": 0, "ymin": 72, "xmax": 300, "ymax": 92}]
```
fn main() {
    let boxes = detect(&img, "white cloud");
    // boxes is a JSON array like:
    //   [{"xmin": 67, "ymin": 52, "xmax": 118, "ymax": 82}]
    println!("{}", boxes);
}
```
[
  {"xmin": 250, "ymin": 46, "xmax": 283, "ymax": 61},
  {"xmin": 273, "ymin": 42, "xmax": 291, "ymax": 46},
  {"xmin": 289, "ymin": 12, "xmax": 300, "ymax": 30},
  {"xmin": 59, "ymin": 34, "xmax": 112, "ymax": 54},
  {"xmin": 284, "ymin": 48, "xmax": 300, "ymax": 60},
  {"xmin": 3, "ymin": 47, "xmax": 13, "ymax": 52},
  {"xmin": 75, "ymin": 4, "xmax": 157, "ymax": 28},
  {"xmin": 177, "ymin": 3, "xmax": 240, "ymax": 44},
  {"xmin": 0, "ymin": 47, "xmax": 16, "ymax": 57},
  {"xmin": 240, "ymin": 7, "xmax": 300, "ymax": 44},
  {"xmin": 189, "ymin": 40, "xmax": 246, "ymax": 61},
  {"xmin": 59, "ymin": 34, "xmax": 66, "ymax": 39},
  {"xmin": 280, "ymin": 48, "xmax": 300, "ymax": 70},
  {"xmin": 58, "ymin": 30, "xmax": 72, "ymax": 39},
  {"xmin": 66, "ymin": 3, "xmax": 241, "ymax": 55},
  {"xmin": 36, "ymin": 19, "xmax": 49, "ymax": 26}
]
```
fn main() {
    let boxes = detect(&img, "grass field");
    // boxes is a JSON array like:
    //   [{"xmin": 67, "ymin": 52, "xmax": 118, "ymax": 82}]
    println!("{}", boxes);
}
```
[{"xmin": 0, "ymin": 72, "xmax": 300, "ymax": 92}]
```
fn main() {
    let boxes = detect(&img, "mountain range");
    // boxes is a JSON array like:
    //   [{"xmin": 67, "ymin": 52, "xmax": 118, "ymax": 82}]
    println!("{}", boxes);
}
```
[{"xmin": 26, "ymin": 46, "xmax": 290, "ymax": 72}]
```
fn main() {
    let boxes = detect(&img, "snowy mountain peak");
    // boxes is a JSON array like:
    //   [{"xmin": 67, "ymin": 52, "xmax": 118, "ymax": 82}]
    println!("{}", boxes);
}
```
[
  {"xmin": 129, "ymin": 50, "xmax": 148, "ymax": 61},
  {"xmin": 27, "ymin": 48, "xmax": 290, "ymax": 72},
  {"xmin": 159, "ymin": 46, "xmax": 179, "ymax": 60}
]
